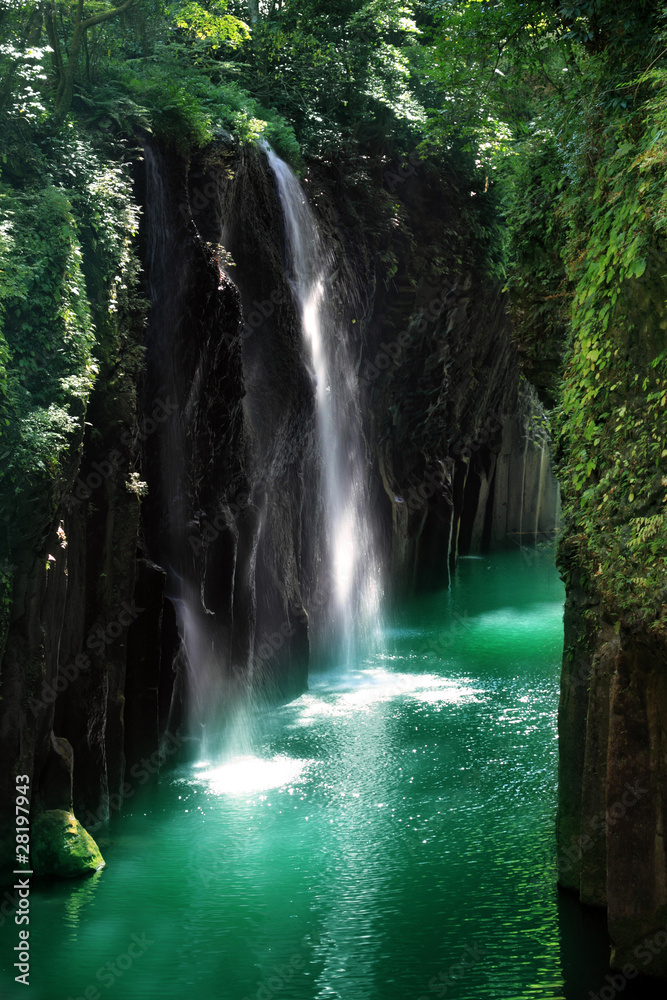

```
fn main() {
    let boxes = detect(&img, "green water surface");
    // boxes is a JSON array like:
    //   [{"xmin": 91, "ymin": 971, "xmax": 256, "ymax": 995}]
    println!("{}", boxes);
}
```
[{"xmin": 2, "ymin": 549, "xmax": 655, "ymax": 1000}]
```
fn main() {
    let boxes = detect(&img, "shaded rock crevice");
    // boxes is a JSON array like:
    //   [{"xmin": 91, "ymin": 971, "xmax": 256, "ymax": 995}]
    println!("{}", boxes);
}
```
[{"xmin": 557, "ymin": 588, "xmax": 667, "ymax": 976}]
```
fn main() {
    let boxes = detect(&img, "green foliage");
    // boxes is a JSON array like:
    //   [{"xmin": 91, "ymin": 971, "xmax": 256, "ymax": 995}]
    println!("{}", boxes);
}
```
[
  {"xmin": 0, "ymin": 42, "xmax": 51, "ymax": 122},
  {"xmin": 554, "ymin": 96, "xmax": 667, "ymax": 632},
  {"xmin": 418, "ymin": 0, "xmax": 565, "ymax": 166},
  {"xmin": 167, "ymin": 0, "xmax": 250, "ymax": 51},
  {"xmin": 109, "ymin": 57, "xmax": 300, "ymax": 161},
  {"xmin": 502, "ymin": 128, "xmax": 570, "ymax": 404},
  {"xmin": 0, "ymin": 555, "xmax": 12, "ymax": 649},
  {"xmin": 0, "ymin": 0, "xmax": 300, "ymax": 162},
  {"xmin": 420, "ymin": 0, "xmax": 667, "ymax": 635},
  {"xmin": 237, "ymin": 0, "xmax": 426, "ymax": 155},
  {"xmin": 0, "ymin": 0, "xmax": 662, "ymax": 642},
  {"xmin": 118, "ymin": 61, "xmax": 215, "ymax": 150},
  {"xmin": 0, "ymin": 131, "xmax": 141, "ymax": 512},
  {"xmin": 545, "ymin": 9, "xmax": 667, "ymax": 635},
  {"xmin": 0, "ymin": 182, "xmax": 94, "ymax": 490}
]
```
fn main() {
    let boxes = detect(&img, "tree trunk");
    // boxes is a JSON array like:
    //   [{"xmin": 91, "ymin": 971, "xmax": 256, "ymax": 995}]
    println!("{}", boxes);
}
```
[
  {"xmin": 51, "ymin": 0, "xmax": 138, "ymax": 124},
  {"xmin": 53, "ymin": 0, "xmax": 84, "ymax": 124},
  {"xmin": 44, "ymin": 2, "xmax": 64, "ymax": 91}
]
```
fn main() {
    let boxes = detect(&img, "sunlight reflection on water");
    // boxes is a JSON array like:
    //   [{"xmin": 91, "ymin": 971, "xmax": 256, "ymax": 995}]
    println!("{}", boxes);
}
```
[{"xmin": 192, "ymin": 755, "xmax": 311, "ymax": 796}]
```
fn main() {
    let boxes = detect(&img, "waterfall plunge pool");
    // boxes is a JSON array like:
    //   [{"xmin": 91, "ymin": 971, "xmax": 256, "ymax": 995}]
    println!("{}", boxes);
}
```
[{"xmin": 3, "ymin": 549, "xmax": 659, "ymax": 1000}]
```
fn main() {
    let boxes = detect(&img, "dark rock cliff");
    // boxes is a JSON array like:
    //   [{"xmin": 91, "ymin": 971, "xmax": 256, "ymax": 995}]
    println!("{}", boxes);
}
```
[
  {"xmin": 0, "ymin": 256, "xmax": 145, "ymax": 875},
  {"xmin": 556, "ymin": 579, "xmax": 667, "ymax": 977}
]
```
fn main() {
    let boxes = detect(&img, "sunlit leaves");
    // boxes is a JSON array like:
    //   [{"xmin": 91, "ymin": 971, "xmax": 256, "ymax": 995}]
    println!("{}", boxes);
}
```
[
  {"xmin": 167, "ymin": 0, "xmax": 250, "ymax": 50},
  {"xmin": 0, "ymin": 132, "xmax": 142, "ymax": 495},
  {"xmin": 419, "ymin": 0, "xmax": 565, "ymax": 166},
  {"xmin": 240, "ymin": 0, "xmax": 427, "ymax": 151},
  {"xmin": 0, "ymin": 42, "xmax": 51, "ymax": 122}
]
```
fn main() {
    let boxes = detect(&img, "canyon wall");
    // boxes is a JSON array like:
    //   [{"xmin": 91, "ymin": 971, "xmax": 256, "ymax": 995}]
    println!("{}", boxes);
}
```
[{"xmin": 0, "ymin": 138, "xmax": 558, "ymax": 880}]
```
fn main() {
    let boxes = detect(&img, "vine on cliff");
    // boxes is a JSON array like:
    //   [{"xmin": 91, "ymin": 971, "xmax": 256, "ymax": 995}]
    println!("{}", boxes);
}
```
[{"xmin": 554, "ymin": 55, "xmax": 667, "ymax": 635}]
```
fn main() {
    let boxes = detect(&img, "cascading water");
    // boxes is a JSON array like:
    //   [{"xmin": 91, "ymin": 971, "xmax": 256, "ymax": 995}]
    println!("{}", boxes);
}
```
[
  {"xmin": 143, "ymin": 143, "xmax": 252, "ymax": 749},
  {"xmin": 142, "ymin": 140, "xmax": 382, "ymax": 757},
  {"xmin": 516, "ymin": 393, "xmax": 561, "ymax": 547},
  {"xmin": 263, "ymin": 145, "xmax": 382, "ymax": 657},
  {"xmin": 143, "ymin": 145, "xmax": 206, "ymax": 743}
]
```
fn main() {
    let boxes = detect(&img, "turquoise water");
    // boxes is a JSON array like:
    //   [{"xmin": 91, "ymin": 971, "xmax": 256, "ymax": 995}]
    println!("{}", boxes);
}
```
[{"xmin": 2, "ymin": 549, "xmax": 654, "ymax": 1000}]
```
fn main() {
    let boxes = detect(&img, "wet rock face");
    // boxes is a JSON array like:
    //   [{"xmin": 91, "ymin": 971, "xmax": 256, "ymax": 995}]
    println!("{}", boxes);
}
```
[
  {"xmin": 37, "ymin": 734, "xmax": 74, "ymax": 813},
  {"xmin": 0, "ymin": 294, "xmax": 144, "ymax": 879},
  {"xmin": 557, "ymin": 592, "xmax": 667, "ymax": 977},
  {"xmin": 368, "ymin": 284, "xmax": 559, "ymax": 591},
  {"xmin": 140, "ymin": 143, "xmax": 318, "ymax": 718},
  {"xmin": 0, "ymin": 142, "xmax": 319, "ymax": 880},
  {"xmin": 606, "ymin": 640, "xmax": 667, "ymax": 975},
  {"xmin": 196, "ymin": 147, "xmax": 319, "ymax": 696},
  {"xmin": 139, "ymin": 142, "xmax": 258, "ymax": 733}
]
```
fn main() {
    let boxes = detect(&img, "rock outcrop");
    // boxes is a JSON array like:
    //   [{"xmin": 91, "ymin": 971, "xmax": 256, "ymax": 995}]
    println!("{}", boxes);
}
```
[{"xmin": 557, "ymin": 585, "xmax": 667, "ymax": 977}]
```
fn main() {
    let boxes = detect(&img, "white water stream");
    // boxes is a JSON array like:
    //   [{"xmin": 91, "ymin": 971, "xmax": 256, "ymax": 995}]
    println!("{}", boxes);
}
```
[{"xmin": 264, "ymin": 146, "xmax": 382, "ymax": 655}]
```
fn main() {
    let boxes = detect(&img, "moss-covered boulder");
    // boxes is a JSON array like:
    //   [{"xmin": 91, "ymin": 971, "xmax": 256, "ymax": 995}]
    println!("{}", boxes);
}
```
[{"xmin": 31, "ymin": 810, "xmax": 105, "ymax": 878}]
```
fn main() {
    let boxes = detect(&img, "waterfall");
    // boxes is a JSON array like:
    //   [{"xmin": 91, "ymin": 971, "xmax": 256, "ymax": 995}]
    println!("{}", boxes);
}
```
[
  {"xmin": 143, "ymin": 144, "xmax": 252, "ymax": 748},
  {"xmin": 143, "ymin": 144, "xmax": 208, "ymax": 737},
  {"xmin": 263, "ymin": 145, "xmax": 382, "ymax": 656},
  {"xmin": 141, "ymin": 138, "xmax": 382, "ymax": 753},
  {"xmin": 522, "ymin": 407, "xmax": 560, "ymax": 546}
]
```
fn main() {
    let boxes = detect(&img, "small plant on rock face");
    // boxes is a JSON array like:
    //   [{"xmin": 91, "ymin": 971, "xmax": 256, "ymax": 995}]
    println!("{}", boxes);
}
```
[{"xmin": 126, "ymin": 471, "xmax": 148, "ymax": 497}]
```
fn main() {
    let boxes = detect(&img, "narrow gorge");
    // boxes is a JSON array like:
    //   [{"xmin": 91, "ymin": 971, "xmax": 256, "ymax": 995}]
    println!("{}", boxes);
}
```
[
  {"xmin": 1, "ymin": 1, "xmax": 666, "ymax": 997},
  {"xmin": 0, "ymin": 135, "xmax": 559, "ymax": 858}
]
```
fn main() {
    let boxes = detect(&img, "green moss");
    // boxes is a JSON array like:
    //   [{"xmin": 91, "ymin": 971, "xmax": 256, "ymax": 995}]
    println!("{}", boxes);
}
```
[
  {"xmin": 494, "ymin": 31, "xmax": 667, "ymax": 642},
  {"xmin": 554, "ymin": 107, "xmax": 667, "ymax": 639},
  {"xmin": 32, "ymin": 810, "xmax": 105, "ymax": 878},
  {"xmin": 0, "ymin": 122, "xmax": 145, "ymax": 554}
]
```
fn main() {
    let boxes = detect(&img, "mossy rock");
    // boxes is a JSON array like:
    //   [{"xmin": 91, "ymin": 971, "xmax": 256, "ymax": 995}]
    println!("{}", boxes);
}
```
[{"xmin": 31, "ymin": 810, "xmax": 106, "ymax": 878}]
